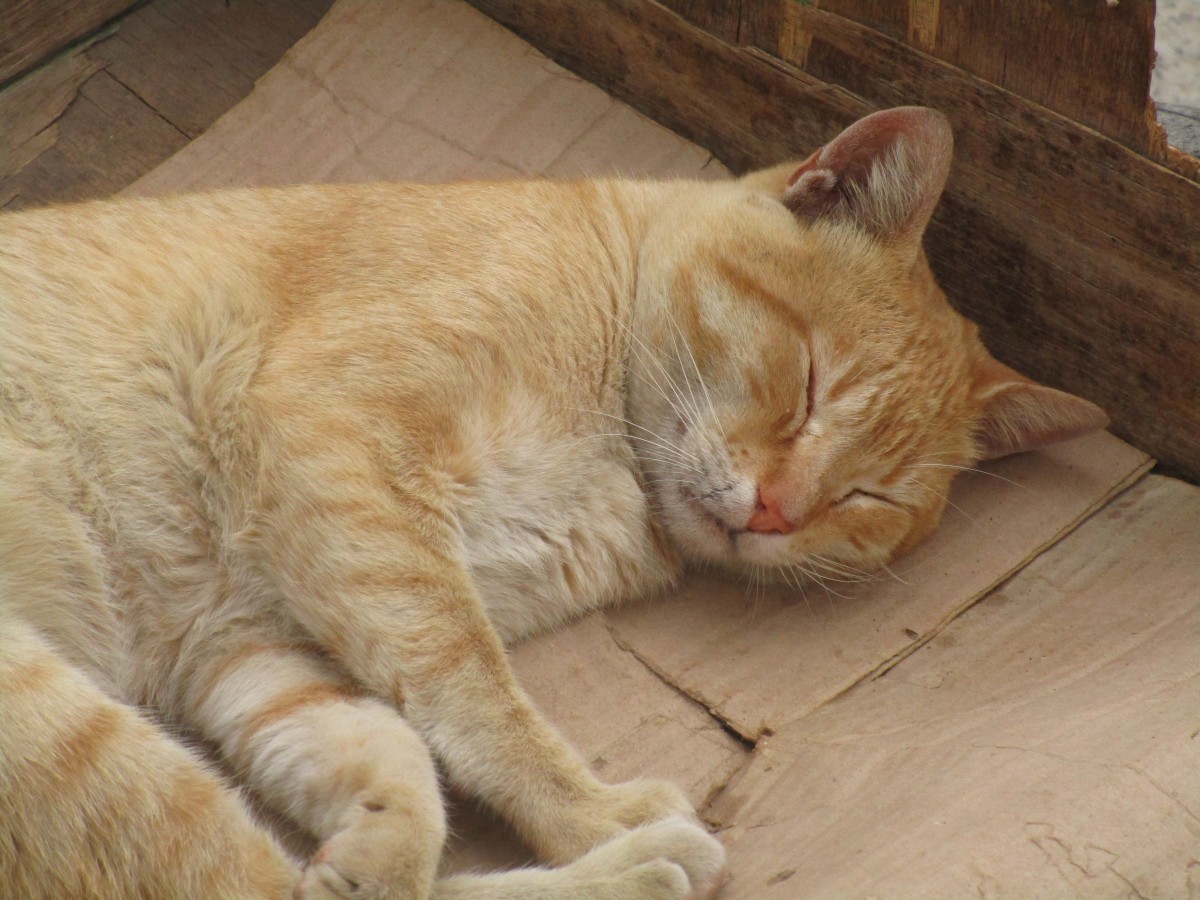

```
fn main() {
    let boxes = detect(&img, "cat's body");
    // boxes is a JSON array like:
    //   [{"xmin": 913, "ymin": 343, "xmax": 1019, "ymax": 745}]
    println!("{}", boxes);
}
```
[{"xmin": 0, "ymin": 108, "xmax": 1106, "ymax": 898}]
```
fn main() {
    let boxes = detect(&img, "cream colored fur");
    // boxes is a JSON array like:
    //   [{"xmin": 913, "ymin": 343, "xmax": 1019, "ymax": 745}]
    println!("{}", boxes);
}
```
[{"xmin": 0, "ymin": 108, "xmax": 1105, "ymax": 898}]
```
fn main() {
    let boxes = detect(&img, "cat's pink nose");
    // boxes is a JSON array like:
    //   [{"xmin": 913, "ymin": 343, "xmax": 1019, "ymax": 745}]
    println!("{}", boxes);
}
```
[{"xmin": 746, "ymin": 489, "xmax": 795, "ymax": 535}]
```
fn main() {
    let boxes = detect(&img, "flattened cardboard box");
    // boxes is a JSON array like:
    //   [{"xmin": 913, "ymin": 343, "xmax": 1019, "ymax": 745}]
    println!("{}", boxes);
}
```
[
  {"xmin": 124, "ymin": 0, "xmax": 1195, "ymax": 892},
  {"xmin": 712, "ymin": 476, "xmax": 1200, "ymax": 898}
]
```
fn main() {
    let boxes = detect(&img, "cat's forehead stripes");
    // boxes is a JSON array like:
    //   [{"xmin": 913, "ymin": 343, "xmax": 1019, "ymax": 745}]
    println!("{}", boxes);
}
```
[
  {"xmin": 670, "ymin": 266, "xmax": 725, "ymax": 363},
  {"xmin": 704, "ymin": 251, "xmax": 808, "ymax": 335}
]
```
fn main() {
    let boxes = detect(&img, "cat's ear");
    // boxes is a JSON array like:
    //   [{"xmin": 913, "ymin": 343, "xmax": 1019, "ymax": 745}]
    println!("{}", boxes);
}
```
[
  {"xmin": 782, "ymin": 107, "xmax": 953, "ymax": 253},
  {"xmin": 972, "ymin": 358, "xmax": 1109, "ymax": 460}
]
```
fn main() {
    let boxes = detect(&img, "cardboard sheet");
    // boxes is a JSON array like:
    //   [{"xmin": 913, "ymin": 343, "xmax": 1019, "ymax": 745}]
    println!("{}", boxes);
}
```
[
  {"xmin": 127, "ymin": 0, "xmax": 723, "ymax": 196},
  {"xmin": 710, "ymin": 475, "xmax": 1200, "ymax": 898},
  {"xmin": 122, "ymin": 0, "xmax": 1180, "ymax": 892},
  {"xmin": 607, "ymin": 430, "xmax": 1151, "ymax": 740}
]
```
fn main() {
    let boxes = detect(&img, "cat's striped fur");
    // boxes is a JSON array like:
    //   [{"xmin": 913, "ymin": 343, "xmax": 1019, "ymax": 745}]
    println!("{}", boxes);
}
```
[{"xmin": 0, "ymin": 108, "xmax": 1105, "ymax": 898}]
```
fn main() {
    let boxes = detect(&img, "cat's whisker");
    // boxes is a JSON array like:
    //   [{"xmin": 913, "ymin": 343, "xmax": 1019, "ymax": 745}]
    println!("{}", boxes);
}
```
[
  {"xmin": 750, "ymin": 565, "xmax": 763, "ymax": 623},
  {"xmin": 662, "ymin": 307, "xmax": 727, "ymax": 447},
  {"xmin": 648, "ymin": 478, "xmax": 706, "ymax": 489},
  {"xmin": 807, "ymin": 553, "xmax": 874, "ymax": 581},
  {"xmin": 634, "ymin": 354, "xmax": 700, "ymax": 435},
  {"xmin": 569, "ymin": 407, "xmax": 675, "ymax": 444},
  {"xmin": 614, "ymin": 314, "xmax": 705, "ymax": 438},
  {"xmin": 569, "ymin": 408, "xmax": 705, "ymax": 467},
  {"xmin": 798, "ymin": 564, "xmax": 853, "ymax": 604},
  {"xmin": 589, "ymin": 432, "xmax": 705, "ymax": 470},
  {"xmin": 908, "ymin": 462, "xmax": 1038, "ymax": 495},
  {"xmin": 908, "ymin": 478, "xmax": 982, "ymax": 527},
  {"xmin": 565, "ymin": 435, "xmax": 705, "ymax": 478},
  {"xmin": 802, "ymin": 562, "xmax": 872, "ymax": 585},
  {"xmin": 772, "ymin": 564, "xmax": 811, "ymax": 619},
  {"xmin": 784, "ymin": 564, "xmax": 815, "ymax": 616},
  {"xmin": 656, "ymin": 311, "xmax": 708, "ymax": 431},
  {"xmin": 615, "ymin": 327, "xmax": 693, "ymax": 431},
  {"xmin": 633, "ymin": 451, "xmax": 706, "ymax": 475},
  {"xmin": 878, "ymin": 561, "xmax": 912, "ymax": 586}
]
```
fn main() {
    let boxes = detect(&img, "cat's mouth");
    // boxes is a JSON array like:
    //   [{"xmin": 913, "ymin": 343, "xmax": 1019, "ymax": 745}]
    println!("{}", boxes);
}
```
[
  {"xmin": 674, "ymin": 483, "xmax": 801, "ymax": 567},
  {"xmin": 676, "ymin": 485, "xmax": 742, "ymax": 547}
]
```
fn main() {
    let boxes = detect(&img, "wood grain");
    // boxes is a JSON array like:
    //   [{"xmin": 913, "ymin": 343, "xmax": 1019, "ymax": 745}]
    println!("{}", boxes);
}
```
[
  {"xmin": 655, "ymin": 0, "xmax": 741, "ymax": 42},
  {"xmin": 466, "ymin": 0, "xmax": 1200, "ymax": 484},
  {"xmin": 748, "ymin": 0, "xmax": 1159, "ymax": 156},
  {"xmin": 932, "ymin": 0, "xmax": 1156, "ymax": 154}
]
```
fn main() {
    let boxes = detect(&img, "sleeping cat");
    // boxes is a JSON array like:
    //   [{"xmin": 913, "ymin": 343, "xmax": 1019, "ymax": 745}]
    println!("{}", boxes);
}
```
[{"xmin": 0, "ymin": 107, "xmax": 1106, "ymax": 898}]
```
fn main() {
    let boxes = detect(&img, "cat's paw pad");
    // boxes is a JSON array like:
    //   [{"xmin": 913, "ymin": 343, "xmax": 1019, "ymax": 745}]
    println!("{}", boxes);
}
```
[{"xmin": 565, "ymin": 817, "xmax": 727, "ymax": 899}]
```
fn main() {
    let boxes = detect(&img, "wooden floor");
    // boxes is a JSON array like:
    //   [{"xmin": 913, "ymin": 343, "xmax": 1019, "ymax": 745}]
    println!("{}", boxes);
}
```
[
  {"xmin": 3, "ymin": 1, "xmax": 1197, "ymax": 897},
  {"xmin": 1, "ymin": 0, "xmax": 333, "ymax": 210}
]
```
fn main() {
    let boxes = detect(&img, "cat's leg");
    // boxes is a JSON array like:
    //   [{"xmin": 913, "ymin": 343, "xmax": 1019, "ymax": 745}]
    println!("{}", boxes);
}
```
[
  {"xmin": 0, "ymin": 613, "xmax": 297, "ymax": 899},
  {"xmin": 185, "ymin": 635, "xmax": 446, "ymax": 899},
  {"xmin": 253, "ymin": 437, "xmax": 724, "ymax": 894}
]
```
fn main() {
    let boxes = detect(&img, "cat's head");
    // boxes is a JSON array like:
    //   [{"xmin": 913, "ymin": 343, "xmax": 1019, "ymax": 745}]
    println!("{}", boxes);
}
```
[{"xmin": 630, "ymin": 107, "xmax": 1107, "ymax": 577}]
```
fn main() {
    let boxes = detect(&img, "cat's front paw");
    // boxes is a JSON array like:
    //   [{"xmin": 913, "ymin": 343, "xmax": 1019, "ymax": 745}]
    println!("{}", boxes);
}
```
[
  {"xmin": 597, "ymin": 777, "xmax": 697, "ymax": 832},
  {"xmin": 562, "ymin": 816, "xmax": 727, "ymax": 900},
  {"xmin": 294, "ymin": 793, "xmax": 444, "ymax": 899},
  {"xmin": 535, "ymin": 776, "xmax": 699, "ymax": 864}
]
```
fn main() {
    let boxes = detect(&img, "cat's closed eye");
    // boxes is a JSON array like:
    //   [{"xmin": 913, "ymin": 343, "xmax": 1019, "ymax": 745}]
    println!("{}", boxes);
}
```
[
  {"xmin": 783, "ymin": 353, "xmax": 818, "ymax": 441},
  {"xmin": 833, "ymin": 488, "xmax": 894, "ymax": 508}
]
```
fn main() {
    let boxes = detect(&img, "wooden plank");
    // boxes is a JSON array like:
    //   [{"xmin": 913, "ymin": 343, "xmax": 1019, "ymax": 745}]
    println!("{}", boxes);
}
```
[
  {"xmin": 2, "ymin": 66, "xmax": 189, "ymax": 209},
  {"xmin": 748, "ymin": 1, "xmax": 1158, "ymax": 156},
  {"xmin": 0, "ymin": 0, "xmax": 137, "ymax": 84},
  {"xmin": 656, "ymin": 0, "xmax": 740, "ymax": 42},
  {"xmin": 709, "ymin": 475, "xmax": 1200, "ymax": 897},
  {"xmin": 819, "ymin": 1, "xmax": 907, "ymax": 42},
  {"xmin": 465, "ymin": 0, "xmax": 1200, "ymax": 484},
  {"xmin": 932, "ymin": 1, "xmax": 1157, "ymax": 154}
]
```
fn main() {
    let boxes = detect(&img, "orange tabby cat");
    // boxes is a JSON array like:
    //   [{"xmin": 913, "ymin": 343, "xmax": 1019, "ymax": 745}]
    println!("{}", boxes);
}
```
[{"xmin": 0, "ymin": 107, "xmax": 1105, "ymax": 898}]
